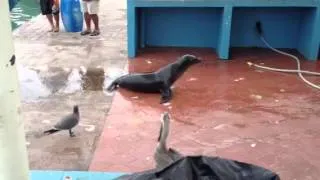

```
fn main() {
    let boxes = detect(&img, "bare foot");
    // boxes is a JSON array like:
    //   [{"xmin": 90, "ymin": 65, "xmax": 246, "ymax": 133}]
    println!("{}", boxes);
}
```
[{"xmin": 53, "ymin": 27, "xmax": 59, "ymax": 32}]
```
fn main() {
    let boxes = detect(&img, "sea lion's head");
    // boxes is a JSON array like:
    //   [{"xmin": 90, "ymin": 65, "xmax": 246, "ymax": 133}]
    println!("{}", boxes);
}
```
[{"xmin": 181, "ymin": 54, "xmax": 201, "ymax": 65}]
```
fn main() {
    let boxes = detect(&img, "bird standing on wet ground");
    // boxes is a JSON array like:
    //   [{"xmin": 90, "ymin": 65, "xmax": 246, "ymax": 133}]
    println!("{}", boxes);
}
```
[{"xmin": 43, "ymin": 105, "xmax": 80, "ymax": 137}]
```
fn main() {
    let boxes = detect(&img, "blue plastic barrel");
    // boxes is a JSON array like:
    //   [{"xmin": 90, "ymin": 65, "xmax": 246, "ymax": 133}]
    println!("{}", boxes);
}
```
[
  {"xmin": 61, "ymin": 0, "xmax": 83, "ymax": 32},
  {"xmin": 8, "ymin": 0, "xmax": 18, "ymax": 11}
]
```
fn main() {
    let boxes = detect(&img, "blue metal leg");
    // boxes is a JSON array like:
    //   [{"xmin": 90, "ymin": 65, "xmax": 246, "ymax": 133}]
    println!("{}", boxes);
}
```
[
  {"xmin": 217, "ymin": 6, "xmax": 233, "ymax": 60},
  {"xmin": 297, "ymin": 7, "xmax": 320, "ymax": 61},
  {"xmin": 127, "ymin": 1, "xmax": 137, "ymax": 59}
]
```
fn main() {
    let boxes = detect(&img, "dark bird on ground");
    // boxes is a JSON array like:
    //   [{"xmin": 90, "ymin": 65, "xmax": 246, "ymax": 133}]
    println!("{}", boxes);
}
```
[
  {"xmin": 154, "ymin": 112, "xmax": 183, "ymax": 169},
  {"xmin": 43, "ymin": 105, "xmax": 80, "ymax": 137}
]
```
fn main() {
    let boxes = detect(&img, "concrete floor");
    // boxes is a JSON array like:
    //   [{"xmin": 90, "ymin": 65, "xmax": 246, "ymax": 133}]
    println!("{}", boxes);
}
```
[
  {"xmin": 12, "ymin": 0, "xmax": 127, "ymax": 170},
  {"xmin": 90, "ymin": 47, "xmax": 320, "ymax": 180}
]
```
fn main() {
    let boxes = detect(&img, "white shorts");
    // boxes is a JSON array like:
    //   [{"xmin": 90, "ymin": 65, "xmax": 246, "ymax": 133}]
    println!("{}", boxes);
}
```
[{"xmin": 81, "ymin": 1, "xmax": 99, "ymax": 14}]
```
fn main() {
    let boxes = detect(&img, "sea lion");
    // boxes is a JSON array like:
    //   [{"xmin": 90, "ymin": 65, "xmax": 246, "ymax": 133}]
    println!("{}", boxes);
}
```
[{"xmin": 106, "ymin": 54, "xmax": 201, "ymax": 103}]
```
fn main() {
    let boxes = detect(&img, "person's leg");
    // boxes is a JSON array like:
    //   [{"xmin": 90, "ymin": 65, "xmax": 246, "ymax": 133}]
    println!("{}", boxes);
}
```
[
  {"xmin": 46, "ymin": 15, "xmax": 55, "ymax": 32},
  {"xmin": 88, "ymin": 1, "xmax": 100, "ymax": 36},
  {"xmin": 40, "ymin": 0, "xmax": 54, "ymax": 31},
  {"xmin": 53, "ymin": 13, "xmax": 60, "ymax": 32},
  {"xmin": 84, "ymin": 12, "xmax": 92, "ymax": 31},
  {"xmin": 90, "ymin": 14, "xmax": 99, "ymax": 33},
  {"xmin": 52, "ymin": 0, "xmax": 60, "ymax": 32},
  {"xmin": 80, "ymin": 1, "xmax": 92, "ymax": 35}
]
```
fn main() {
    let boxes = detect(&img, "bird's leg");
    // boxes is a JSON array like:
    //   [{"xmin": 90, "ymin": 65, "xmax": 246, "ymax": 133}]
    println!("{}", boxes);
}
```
[{"xmin": 69, "ymin": 129, "xmax": 75, "ymax": 137}]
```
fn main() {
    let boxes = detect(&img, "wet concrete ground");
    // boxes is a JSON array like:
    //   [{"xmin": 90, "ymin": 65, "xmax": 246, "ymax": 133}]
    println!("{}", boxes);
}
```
[
  {"xmin": 90, "ymin": 47, "xmax": 320, "ymax": 179},
  {"xmin": 13, "ymin": 0, "xmax": 127, "ymax": 170}
]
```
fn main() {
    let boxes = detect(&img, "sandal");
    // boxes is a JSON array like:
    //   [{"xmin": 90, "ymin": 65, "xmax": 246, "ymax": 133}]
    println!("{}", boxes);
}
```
[
  {"xmin": 80, "ymin": 30, "xmax": 91, "ymax": 36},
  {"xmin": 90, "ymin": 30, "xmax": 100, "ymax": 36}
]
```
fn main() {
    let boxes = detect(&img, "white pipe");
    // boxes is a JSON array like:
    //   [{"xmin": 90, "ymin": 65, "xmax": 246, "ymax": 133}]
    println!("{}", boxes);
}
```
[
  {"xmin": 258, "ymin": 36, "xmax": 320, "ymax": 90},
  {"xmin": 0, "ymin": 0, "xmax": 30, "ymax": 179},
  {"xmin": 247, "ymin": 62, "xmax": 320, "ymax": 76}
]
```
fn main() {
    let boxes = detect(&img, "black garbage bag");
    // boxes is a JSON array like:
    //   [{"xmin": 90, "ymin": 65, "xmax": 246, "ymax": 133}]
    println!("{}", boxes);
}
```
[{"xmin": 116, "ymin": 156, "xmax": 280, "ymax": 180}]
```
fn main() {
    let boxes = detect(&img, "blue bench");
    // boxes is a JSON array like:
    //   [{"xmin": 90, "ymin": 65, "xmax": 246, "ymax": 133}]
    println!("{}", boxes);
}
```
[{"xmin": 127, "ymin": 0, "xmax": 320, "ymax": 61}]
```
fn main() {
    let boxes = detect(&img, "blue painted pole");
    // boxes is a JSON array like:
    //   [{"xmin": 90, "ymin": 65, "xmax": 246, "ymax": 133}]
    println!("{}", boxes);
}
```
[
  {"xmin": 297, "ymin": 7, "xmax": 320, "ymax": 61},
  {"xmin": 127, "ymin": 0, "xmax": 137, "ymax": 58},
  {"xmin": 217, "ymin": 5, "xmax": 233, "ymax": 60}
]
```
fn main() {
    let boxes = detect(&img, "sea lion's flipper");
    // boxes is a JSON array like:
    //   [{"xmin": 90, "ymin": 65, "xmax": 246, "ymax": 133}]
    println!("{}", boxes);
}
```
[{"xmin": 160, "ymin": 87, "xmax": 172, "ymax": 104}]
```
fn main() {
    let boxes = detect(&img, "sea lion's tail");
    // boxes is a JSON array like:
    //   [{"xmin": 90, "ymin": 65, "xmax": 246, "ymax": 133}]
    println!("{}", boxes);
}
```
[{"xmin": 106, "ymin": 80, "xmax": 118, "ymax": 92}]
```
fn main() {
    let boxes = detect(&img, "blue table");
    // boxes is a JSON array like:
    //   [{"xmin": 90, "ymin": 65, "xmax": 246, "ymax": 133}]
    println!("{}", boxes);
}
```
[{"xmin": 127, "ymin": 0, "xmax": 320, "ymax": 61}]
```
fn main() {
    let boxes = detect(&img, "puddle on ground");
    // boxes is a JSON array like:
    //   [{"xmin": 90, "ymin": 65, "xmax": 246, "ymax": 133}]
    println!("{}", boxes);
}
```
[
  {"xmin": 81, "ymin": 67, "xmax": 105, "ymax": 91},
  {"xmin": 16, "ymin": 64, "xmax": 126, "ymax": 101},
  {"xmin": 58, "ymin": 68, "xmax": 82, "ymax": 94},
  {"xmin": 17, "ymin": 64, "xmax": 52, "ymax": 101}
]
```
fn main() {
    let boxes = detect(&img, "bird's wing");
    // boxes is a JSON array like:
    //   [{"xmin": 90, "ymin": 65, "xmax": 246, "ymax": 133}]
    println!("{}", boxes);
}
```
[
  {"xmin": 155, "ymin": 155, "xmax": 173, "ymax": 169},
  {"xmin": 54, "ymin": 114, "xmax": 79, "ymax": 130}
]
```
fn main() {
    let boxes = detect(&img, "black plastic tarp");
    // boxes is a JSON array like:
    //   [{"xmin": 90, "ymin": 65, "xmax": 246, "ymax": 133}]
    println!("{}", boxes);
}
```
[{"xmin": 117, "ymin": 156, "xmax": 280, "ymax": 180}]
